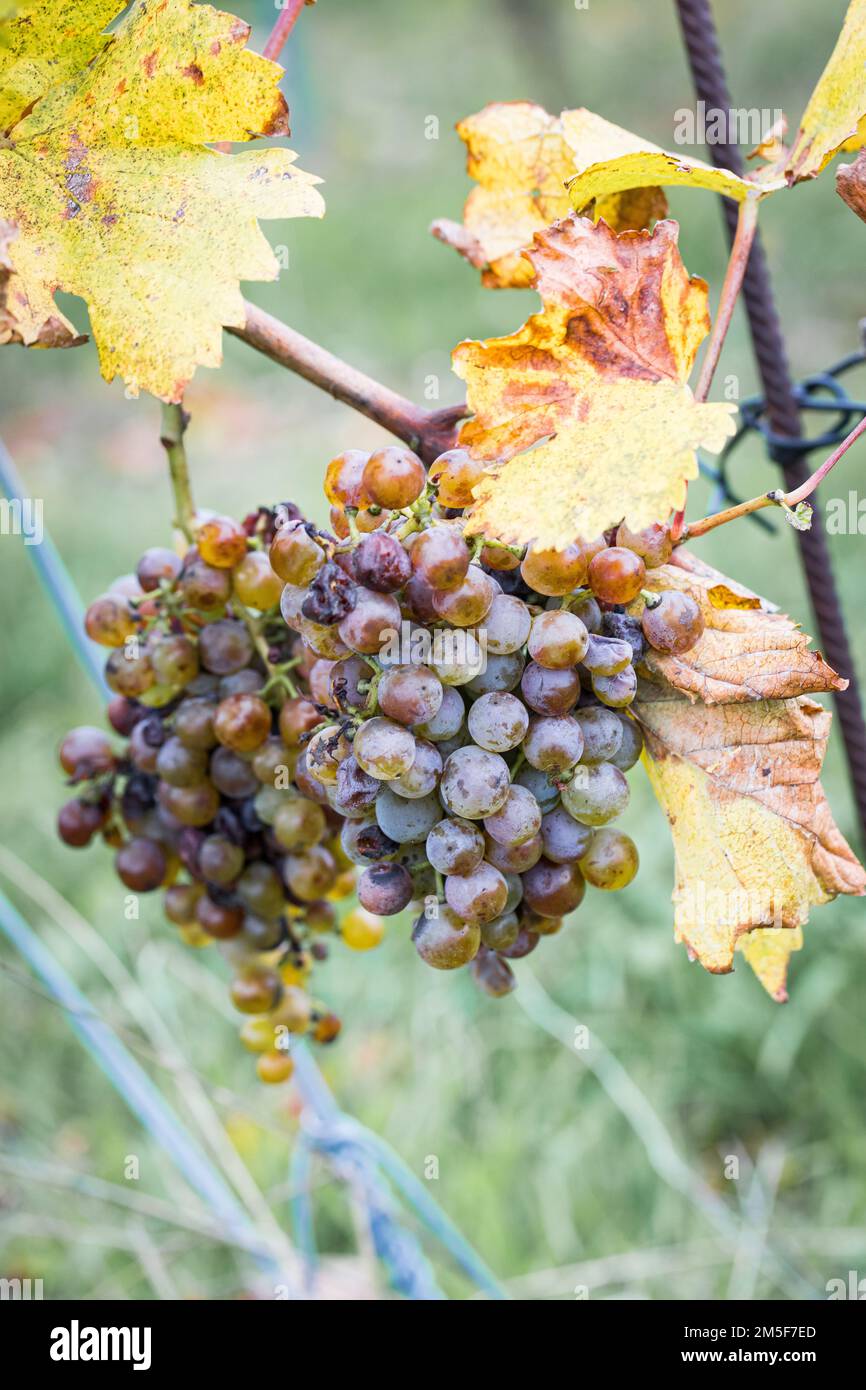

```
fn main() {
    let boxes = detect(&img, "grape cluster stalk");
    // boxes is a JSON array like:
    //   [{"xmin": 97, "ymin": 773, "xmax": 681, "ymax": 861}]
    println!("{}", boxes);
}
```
[{"xmin": 57, "ymin": 448, "xmax": 705, "ymax": 1082}]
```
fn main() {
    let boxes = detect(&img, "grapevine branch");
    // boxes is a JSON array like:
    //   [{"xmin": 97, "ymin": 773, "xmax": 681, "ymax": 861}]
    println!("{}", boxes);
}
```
[
  {"xmin": 684, "ymin": 413, "xmax": 866, "ymax": 540},
  {"xmin": 159, "ymin": 402, "xmax": 194, "ymax": 542},
  {"xmin": 263, "ymin": 0, "xmax": 312, "ymax": 61},
  {"xmin": 230, "ymin": 301, "xmax": 466, "ymax": 462},
  {"xmin": 694, "ymin": 195, "xmax": 760, "ymax": 404}
]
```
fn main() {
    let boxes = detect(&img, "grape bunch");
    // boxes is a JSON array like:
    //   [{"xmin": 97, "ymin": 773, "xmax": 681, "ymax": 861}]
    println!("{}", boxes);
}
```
[
  {"xmin": 57, "ymin": 506, "xmax": 371, "ymax": 1086},
  {"xmin": 57, "ymin": 447, "xmax": 706, "ymax": 1078},
  {"xmin": 270, "ymin": 443, "xmax": 706, "ymax": 1000}
]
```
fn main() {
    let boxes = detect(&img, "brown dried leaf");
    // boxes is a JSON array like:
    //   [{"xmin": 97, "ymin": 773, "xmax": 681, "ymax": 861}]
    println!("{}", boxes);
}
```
[{"xmin": 633, "ymin": 552, "xmax": 847, "ymax": 705}]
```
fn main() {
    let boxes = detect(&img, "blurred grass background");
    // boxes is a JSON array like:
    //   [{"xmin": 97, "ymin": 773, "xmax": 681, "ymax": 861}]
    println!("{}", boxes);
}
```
[{"xmin": 2, "ymin": 0, "xmax": 866, "ymax": 1300}]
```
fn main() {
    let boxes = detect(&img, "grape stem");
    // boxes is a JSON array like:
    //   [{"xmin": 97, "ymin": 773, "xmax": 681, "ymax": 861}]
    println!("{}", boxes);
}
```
[
  {"xmin": 694, "ymin": 195, "xmax": 760, "ymax": 405},
  {"xmin": 682, "ymin": 413, "xmax": 866, "ymax": 541},
  {"xmin": 509, "ymin": 750, "xmax": 526, "ymax": 783},
  {"xmin": 671, "ymin": 195, "xmax": 761, "ymax": 542},
  {"xmin": 229, "ymin": 302, "xmax": 467, "ymax": 463},
  {"xmin": 159, "ymin": 403, "xmax": 195, "ymax": 543},
  {"xmin": 234, "ymin": 602, "xmax": 299, "ymax": 699},
  {"xmin": 262, "ymin": 0, "xmax": 312, "ymax": 60}
]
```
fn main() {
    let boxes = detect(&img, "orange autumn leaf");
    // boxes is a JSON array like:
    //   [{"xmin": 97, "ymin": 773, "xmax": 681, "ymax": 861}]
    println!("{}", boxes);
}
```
[
  {"xmin": 431, "ymin": 102, "xmax": 667, "ymax": 289},
  {"xmin": 454, "ymin": 215, "xmax": 735, "ymax": 549}
]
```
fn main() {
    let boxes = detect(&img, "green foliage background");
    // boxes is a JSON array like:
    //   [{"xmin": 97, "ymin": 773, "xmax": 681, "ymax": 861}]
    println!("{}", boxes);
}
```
[{"xmin": 1, "ymin": 0, "xmax": 865, "ymax": 1299}]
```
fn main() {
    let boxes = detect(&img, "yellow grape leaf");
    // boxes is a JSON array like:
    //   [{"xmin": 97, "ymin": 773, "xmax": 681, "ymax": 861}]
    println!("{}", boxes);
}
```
[
  {"xmin": 634, "ymin": 553, "xmax": 847, "ymax": 705},
  {"xmin": 567, "ymin": 149, "xmax": 776, "ymax": 215},
  {"xmin": 431, "ymin": 102, "xmax": 667, "ymax": 289},
  {"xmin": 0, "ymin": 216, "xmax": 82, "ymax": 346},
  {"xmin": 786, "ymin": 0, "xmax": 866, "ymax": 181},
  {"xmin": 636, "ymin": 679, "xmax": 865, "ymax": 982},
  {"xmin": 454, "ymin": 215, "xmax": 736, "ymax": 548},
  {"xmin": 736, "ymin": 926, "xmax": 803, "ymax": 1004},
  {"xmin": 0, "ymin": 0, "xmax": 118, "ymax": 134},
  {"xmin": 0, "ymin": 0, "xmax": 324, "ymax": 400}
]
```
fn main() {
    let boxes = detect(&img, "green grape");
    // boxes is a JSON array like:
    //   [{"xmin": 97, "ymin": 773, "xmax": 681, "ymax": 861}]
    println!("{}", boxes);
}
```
[
  {"xmin": 430, "ymin": 631, "xmax": 486, "ymax": 687},
  {"xmin": 579, "ymin": 828, "xmax": 639, "ymax": 890},
  {"xmin": 304, "ymin": 725, "xmax": 350, "ymax": 785},
  {"xmin": 609, "ymin": 713, "xmax": 643, "ymax": 772},
  {"xmin": 467, "ymin": 692, "xmax": 528, "ymax": 752},
  {"xmin": 480, "ymin": 912, "xmax": 520, "ymax": 951},
  {"xmin": 573, "ymin": 707, "xmax": 623, "ymax": 764},
  {"xmin": 232, "ymin": 550, "xmax": 284, "ymax": 610},
  {"xmin": 410, "ymin": 523, "xmax": 471, "ymax": 593},
  {"xmin": 278, "ymin": 696, "xmax": 321, "ymax": 747},
  {"xmin": 209, "ymin": 747, "xmax": 259, "ymax": 798},
  {"xmin": 338, "ymin": 587, "xmax": 402, "ymax": 655},
  {"xmin": 150, "ymin": 634, "xmax": 200, "ymax": 688},
  {"xmin": 520, "ymin": 661, "xmax": 580, "ymax": 715},
  {"xmin": 156, "ymin": 735, "xmax": 208, "ymax": 788},
  {"xmin": 378, "ymin": 664, "xmax": 443, "ymax": 726},
  {"xmin": 157, "ymin": 779, "xmax": 220, "ymax": 827},
  {"xmin": 59, "ymin": 726, "xmax": 115, "ymax": 777},
  {"xmin": 333, "ymin": 755, "xmax": 381, "ymax": 815},
  {"xmin": 513, "ymin": 763, "xmax": 560, "ymax": 813},
  {"xmin": 464, "ymin": 650, "xmax": 524, "ymax": 695},
  {"xmin": 428, "ymin": 448, "xmax": 484, "ymax": 507},
  {"xmin": 358, "ymin": 862, "xmax": 414, "ymax": 916},
  {"xmin": 641, "ymin": 589, "xmax": 705, "ymax": 654},
  {"xmin": 444, "ymin": 861, "xmax": 508, "ymax": 926},
  {"xmin": 353, "ymin": 717, "xmax": 417, "ymax": 781},
  {"xmin": 273, "ymin": 796, "xmax": 327, "ymax": 850},
  {"xmin": 213, "ymin": 693, "xmax": 272, "ymax": 753},
  {"xmin": 540, "ymin": 807, "xmax": 593, "ymax": 864},
  {"xmin": 426, "ymin": 817, "xmax": 485, "ymax": 875},
  {"xmin": 115, "ymin": 837, "xmax": 167, "ymax": 892},
  {"xmin": 269, "ymin": 520, "xmax": 324, "ymax": 585},
  {"xmin": 174, "ymin": 698, "xmax": 217, "ymax": 750},
  {"xmin": 412, "ymin": 905, "xmax": 481, "ymax": 969},
  {"xmin": 362, "ymin": 446, "xmax": 426, "ymax": 509},
  {"xmin": 561, "ymin": 762, "xmax": 630, "ymax": 826},
  {"xmin": 522, "ymin": 857, "xmax": 585, "ymax": 917},
  {"xmin": 178, "ymin": 557, "xmax": 232, "ymax": 612},
  {"xmin": 527, "ymin": 610, "xmax": 589, "ymax": 670},
  {"xmin": 390, "ymin": 739, "xmax": 442, "ymax": 799},
  {"xmin": 591, "ymin": 665, "xmax": 637, "ymax": 708},
  {"xmin": 196, "ymin": 895, "xmax": 244, "ymax": 939},
  {"xmin": 484, "ymin": 593, "xmax": 532, "ymax": 655},
  {"xmin": 85, "ymin": 593, "xmax": 136, "ymax": 648},
  {"xmin": 582, "ymin": 634, "xmax": 632, "ymax": 676},
  {"xmin": 251, "ymin": 736, "xmax": 293, "ymax": 784},
  {"xmin": 198, "ymin": 834, "xmax": 244, "ymax": 885},
  {"xmin": 375, "ymin": 787, "xmax": 443, "ymax": 844},
  {"xmin": 432, "ymin": 565, "xmax": 497, "ymax": 627},
  {"xmin": 615, "ymin": 519, "xmax": 673, "ymax": 568},
  {"xmin": 198, "ymin": 619, "xmax": 254, "ymax": 676},
  {"xmin": 136, "ymin": 547, "xmax": 182, "ymax": 592},
  {"xmin": 522, "ymin": 715, "xmax": 584, "ymax": 773},
  {"xmin": 324, "ymin": 449, "xmax": 371, "ymax": 507},
  {"xmin": 413, "ymin": 685, "xmax": 465, "ymax": 741},
  {"xmin": 520, "ymin": 542, "xmax": 588, "ymax": 596},
  {"xmin": 105, "ymin": 647, "xmax": 154, "ymax": 698},
  {"xmin": 588, "ymin": 546, "xmax": 646, "ymax": 604},
  {"xmin": 197, "ymin": 515, "xmax": 248, "ymax": 569},
  {"xmin": 484, "ymin": 831, "xmax": 543, "ymax": 874},
  {"xmin": 440, "ymin": 745, "xmax": 511, "ymax": 819},
  {"xmin": 284, "ymin": 846, "xmax": 337, "ymax": 902},
  {"xmin": 483, "ymin": 784, "xmax": 542, "ymax": 847},
  {"xmin": 471, "ymin": 949, "xmax": 517, "ymax": 996}
]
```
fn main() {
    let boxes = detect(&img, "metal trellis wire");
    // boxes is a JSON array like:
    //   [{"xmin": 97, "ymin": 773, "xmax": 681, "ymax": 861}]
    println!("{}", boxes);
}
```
[
  {"xmin": 675, "ymin": 0, "xmax": 866, "ymax": 845},
  {"xmin": 0, "ymin": 436, "xmax": 507, "ymax": 1303}
]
